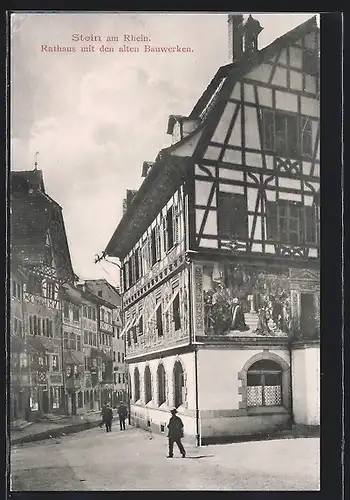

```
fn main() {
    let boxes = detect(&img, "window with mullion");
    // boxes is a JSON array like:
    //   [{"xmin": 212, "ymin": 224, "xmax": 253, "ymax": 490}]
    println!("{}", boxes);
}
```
[
  {"xmin": 267, "ymin": 200, "xmax": 311, "ymax": 245},
  {"xmin": 263, "ymin": 110, "xmax": 299, "ymax": 159},
  {"xmin": 302, "ymin": 118, "xmax": 312, "ymax": 157}
]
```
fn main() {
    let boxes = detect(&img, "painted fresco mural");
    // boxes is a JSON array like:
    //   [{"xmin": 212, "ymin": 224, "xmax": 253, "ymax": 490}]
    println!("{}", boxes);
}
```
[{"xmin": 194, "ymin": 261, "xmax": 319, "ymax": 340}]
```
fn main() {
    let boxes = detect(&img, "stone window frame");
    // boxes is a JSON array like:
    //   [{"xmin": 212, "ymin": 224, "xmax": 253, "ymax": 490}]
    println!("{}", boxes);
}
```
[
  {"xmin": 173, "ymin": 357, "xmax": 187, "ymax": 409},
  {"xmin": 238, "ymin": 352, "xmax": 291, "ymax": 412},
  {"xmin": 157, "ymin": 362, "xmax": 167, "ymax": 407},
  {"xmin": 144, "ymin": 364, "xmax": 152, "ymax": 404},
  {"xmin": 133, "ymin": 366, "xmax": 140, "ymax": 402}
]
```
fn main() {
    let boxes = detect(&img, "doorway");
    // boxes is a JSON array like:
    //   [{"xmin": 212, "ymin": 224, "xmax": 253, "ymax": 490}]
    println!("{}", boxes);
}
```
[{"xmin": 42, "ymin": 390, "xmax": 49, "ymax": 414}]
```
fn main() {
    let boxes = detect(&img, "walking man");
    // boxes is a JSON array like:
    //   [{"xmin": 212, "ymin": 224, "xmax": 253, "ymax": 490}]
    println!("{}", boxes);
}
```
[
  {"xmin": 99, "ymin": 402, "xmax": 108, "ymax": 429},
  {"xmin": 117, "ymin": 402, "xmax": 128, "ymax": 430},
  {"xmin": 104, "ymin": 403, "xmax": 113, "ymax": 433},
  {"xmin": 167, "ymin": 408, "xmax": 186, "ymax": 458}
]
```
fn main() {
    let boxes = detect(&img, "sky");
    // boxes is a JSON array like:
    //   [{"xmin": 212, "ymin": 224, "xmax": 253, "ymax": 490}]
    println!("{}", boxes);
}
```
[{"xmin": 10, "ymin": 12, "xmax": 317, "ymax": 286}]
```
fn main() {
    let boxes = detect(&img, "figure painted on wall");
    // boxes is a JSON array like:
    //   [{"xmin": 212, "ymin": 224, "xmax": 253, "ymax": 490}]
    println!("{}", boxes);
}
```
[
  {"xmin": 230, "ymin": 298, "xmax": 249, "ymax": 331},
  {"xmin": 255, "ymin": 305, "xmax": 271, "ymax": 335}
]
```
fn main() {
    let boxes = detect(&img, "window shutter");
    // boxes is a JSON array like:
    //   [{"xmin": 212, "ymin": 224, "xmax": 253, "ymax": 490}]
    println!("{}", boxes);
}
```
[
  {"xmin": 302, "ymin": 118, "xmax": 312, "ymax": 156},
  {"xmin": 123, "ymin": 261, "xmax": 129, "ymax": 290},
  {"xmin": 155, "ymin": 226, "xmax": 161, "ymax": 260},
  {"xmin": 305, "ymin": 205, "xmax": 317, "ymax": 243},
  {"xmin": 263, "ymin": 110, "xmax": 274, "ymax": 150},
  {"xmin": 134, "ymin": 249, "xmax": 140, "ymax": 281},
  {"xmin": 138, "ymin": 316, "xmax": 143, "ymax": 335},
  {"xmin": 151, "ymin": 228, "xmax": 157, "ymax": 265},
  {"xmin": 147, "ymin": 236, "xmax": 152, "ymax": 268},
  {"xmin": 173, "ymin": 205, "xmax": 180, "ymax": 244},
  {"xmin": 173, "ymin": 293, "xmax": 181, "ymax": 331},
  {"xmin": 266, "ymin": 201, "xmax": 278, "ymax": 240},
  {"xmin": 167, "ymin": 207, "xmax": 174, "ymax": 249},
  {"xmin": 162, "ymin": 217, "xmax": 167, "ymax": 254},
  {"xmin": 156, "ymin": 304, "xmax": 163, "ymax": 337},
  {"xmin": 128, "ymin": 258, "xmax": 133, "ymax": 287},
  {"xmin": 218, "ymin": 192, "xmax": 248, "ymax": 240},
  {"xmin": 303, "ymin": 49, "xmax": 319, "ymax": 76},
  {"xmin": 138, "ymin": 247, "xmax": 143, "ymax": 277},
  {"xmin": 218, "ymin": 192, "xmax": 232, "ymax": 238}
]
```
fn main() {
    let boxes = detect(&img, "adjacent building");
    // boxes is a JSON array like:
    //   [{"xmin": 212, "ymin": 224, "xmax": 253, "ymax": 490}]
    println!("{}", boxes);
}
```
[
  {"xmin": 83, "ymin": 280, "xmax": 125, "ymax": 407},
  {"xmin": 10, "ymin": 169, "xmax": 122, "ymax": 419},
  {"xmin": 103, "ymin": 16, "xmax": 320, "ymax": 444}
]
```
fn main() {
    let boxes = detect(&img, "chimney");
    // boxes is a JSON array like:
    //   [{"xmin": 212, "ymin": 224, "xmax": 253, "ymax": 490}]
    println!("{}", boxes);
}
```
[
  {"xmin": 122, "ymin": 189, "xmax": 138, "ymax": 214},
  {"xmin": 141, "ymin": 161, "xmax": 154, "ymax": 178},
  {"xmin": 242, "ymin": 15, "xmax": 263, "ymax": 53},
  {"xmin": 228, "ymin": 14, "xmax": 244, "ymax": 62},
  {"xmin": 228, "ymin": 14, "xmax": 263, "ymax": 62}
]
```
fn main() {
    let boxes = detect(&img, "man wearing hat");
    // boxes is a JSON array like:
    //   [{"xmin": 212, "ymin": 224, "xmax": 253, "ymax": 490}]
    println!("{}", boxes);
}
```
[
  {"xmin": 167, "ymin": 408, "xmax": 186, "ymax": 458},
  {"xmin": 231, "ymin": 297, "xmax": 249, "ymax": 331}
]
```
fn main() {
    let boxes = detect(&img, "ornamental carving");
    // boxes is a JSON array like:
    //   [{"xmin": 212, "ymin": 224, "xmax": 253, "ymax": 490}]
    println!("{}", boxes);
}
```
[{"xmin": 194, "ymin": 266, "xmax": 204, "ymax": 335}]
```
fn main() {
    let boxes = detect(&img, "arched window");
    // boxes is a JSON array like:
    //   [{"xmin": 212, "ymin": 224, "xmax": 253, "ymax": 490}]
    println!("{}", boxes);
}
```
[
  {"xmin": 157, "ymin": 364, "xmax": 166, "ymax": 406},
  {"xmin": 144, "ymin": 365, "xmax": 152, "ymax": 404},
  {"xmin": 174, "ymin": 361, "xmax": 184, "ymax": 408},
  {"xmin": 247, "ymin": 360, "xmax": 283, "ymax": 407},
  {"xmin": 134, "ymin": 367, "xmax": 140, "ymax": 401}
]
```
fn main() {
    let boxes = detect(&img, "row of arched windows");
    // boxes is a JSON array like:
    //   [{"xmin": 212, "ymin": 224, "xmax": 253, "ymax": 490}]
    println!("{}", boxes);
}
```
[
  {"xmin": 130, "ymin": 358, "xmax": 285, "ymax": 410},
  {"xmin": 131, "ymin": 361, "xmax": 185, "ymax": 408}
]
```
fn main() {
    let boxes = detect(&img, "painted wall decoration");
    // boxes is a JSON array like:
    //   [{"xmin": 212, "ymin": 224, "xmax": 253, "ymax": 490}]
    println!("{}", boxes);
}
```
[
  {"xmin": 197, "ymin": 261, "xmax": 319, "ymax": 340},
  {"xmin": 202, "ymin": 261, "xmax": 291, "ymax": 337},
  {"xmin": 125, "ymin": 268, "xmax": 190, "ymax": 356}
]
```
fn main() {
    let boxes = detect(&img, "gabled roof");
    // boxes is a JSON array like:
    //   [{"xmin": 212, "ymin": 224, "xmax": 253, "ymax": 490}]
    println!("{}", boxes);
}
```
[
  {"xmin": 11, "ymin": 170, "xmax": 75, "ymax": 281},
  {"xmin": 77, "ymin": 281, "xmax": 120, "ymax": 310},
  {"xmin": 104, "ymin": 16, "xmax": 318, "ymax": 259},
  {"xmin": 189, "ymin": 16, "xmax": 318, "ymax": 120},
  {"xmin": 84, "ymin": 279, "xmax": 121, "ymax": 303}
]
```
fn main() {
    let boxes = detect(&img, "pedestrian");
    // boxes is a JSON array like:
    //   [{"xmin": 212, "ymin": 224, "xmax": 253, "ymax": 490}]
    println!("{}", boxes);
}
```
[
  {"xmin": 167, "ymin": 408, "xmax": 186, "ymax": 458},
  {"xmin": 117, "ymin": 402, "xmax": 128, "ymax": 430},
  {"xmin": 104, "ymin": 404, "xmax": 113, "ymax": 433},
  {"xmin": 99, "ymin": 402, "xmax": 108, "ymax": 429}
]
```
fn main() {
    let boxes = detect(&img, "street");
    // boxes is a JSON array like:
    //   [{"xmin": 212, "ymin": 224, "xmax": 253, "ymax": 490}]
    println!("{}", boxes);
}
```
[{"xmin": 11, "ymin": 426, "xmax": 320, "ymax": 491}]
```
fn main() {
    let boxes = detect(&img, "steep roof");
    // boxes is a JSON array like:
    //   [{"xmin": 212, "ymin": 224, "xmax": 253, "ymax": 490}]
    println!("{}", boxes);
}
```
[
  {"xmin": 104, "ymin": 16, "xmax": 319, "ymax": 259},
  {"xmin": 84, "ymin": 279, "xmax": 121, "ymax": 305},
  {"xmin": 10, "ymin": 170, "xmax": 75, "ymax": 281}
]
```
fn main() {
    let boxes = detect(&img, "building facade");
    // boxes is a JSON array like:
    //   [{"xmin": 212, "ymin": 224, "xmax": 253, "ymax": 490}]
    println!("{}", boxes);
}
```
[
  {"xmin": 10, "ymin": 168, "xmax": 126, "ymax": 421},
  {"xmin": 84, "ymin": 280, "xmax": 125, "ymax": 407},
  {"xmin": 11, "ymin": 169, "xmax": 76, "ymax": 419},
  {"xmin": 10, "ymin": 255, "xmax": 30, "ymax": 422},
  {"xmin": 104, "ymin": 16, "xmax": 320, "ymax": 444}
]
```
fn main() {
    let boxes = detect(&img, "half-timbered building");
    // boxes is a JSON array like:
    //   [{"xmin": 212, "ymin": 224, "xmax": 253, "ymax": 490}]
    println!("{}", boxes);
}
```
[
  {"xmin": 104, "ymin": 15, "xmax": 320, "ymax": 444},
  {"xmin": 11, "ymin": 168, "xmax": 76, "ymax": 417}
]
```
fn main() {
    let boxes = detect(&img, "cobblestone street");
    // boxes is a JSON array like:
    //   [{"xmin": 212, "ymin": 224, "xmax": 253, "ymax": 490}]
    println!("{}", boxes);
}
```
[{"xmin": 11, "ymin": 426, "xmax": 320, "ymax": 491}]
